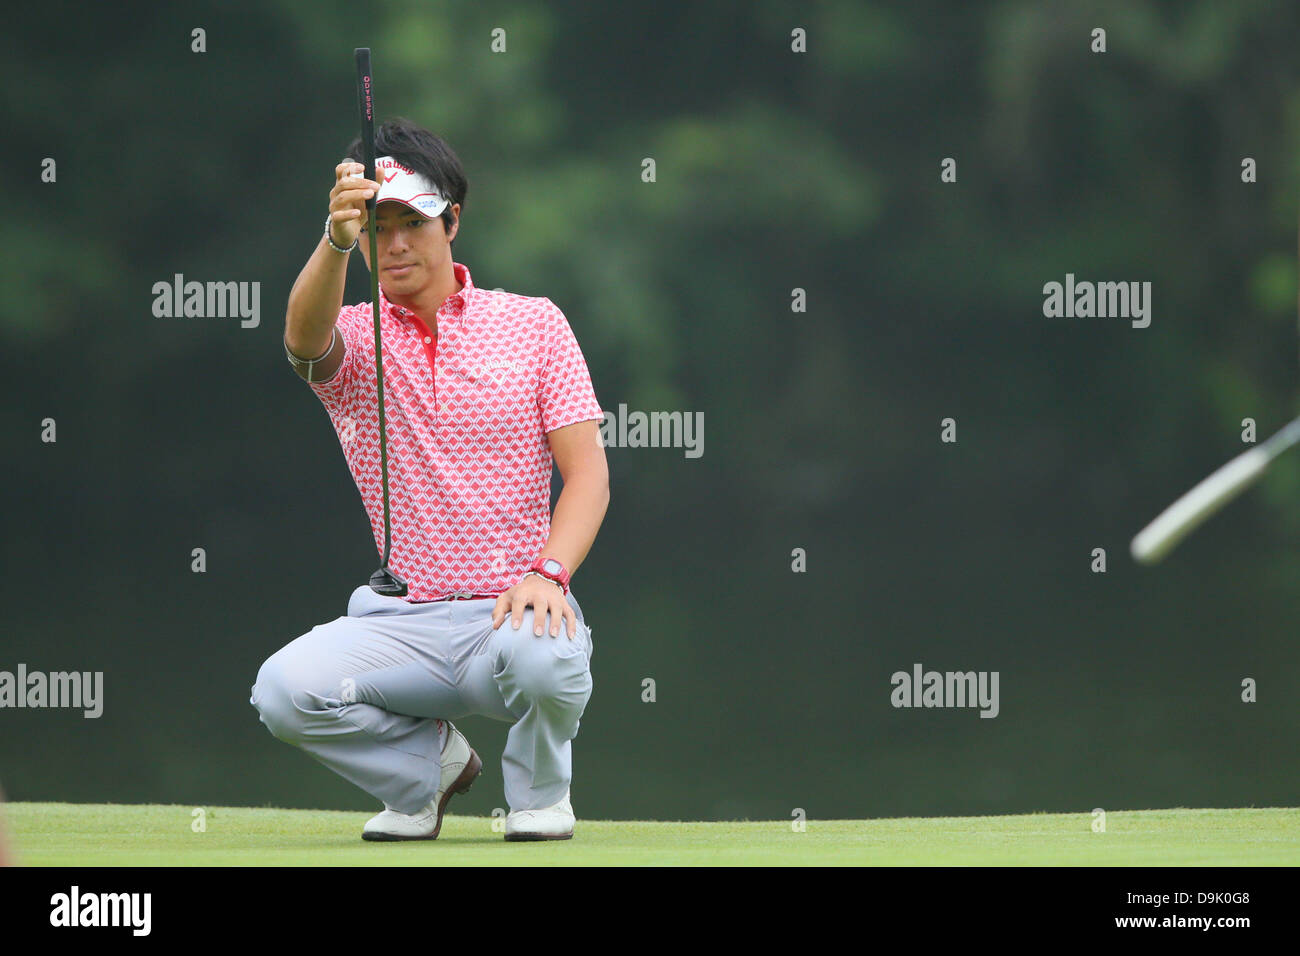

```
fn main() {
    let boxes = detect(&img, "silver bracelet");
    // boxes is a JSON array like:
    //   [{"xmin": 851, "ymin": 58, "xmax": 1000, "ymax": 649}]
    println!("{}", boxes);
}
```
[
  {"xmin": 324, "ymin": 215, "xmax": 357, "ymax": 253},
  {"xmin": 522, "ymin": 570, "xmax": 568, "ymax": 593},
  {"xmin": 285, "ymin": 328, "xmax": 337, "ymax": 383}
]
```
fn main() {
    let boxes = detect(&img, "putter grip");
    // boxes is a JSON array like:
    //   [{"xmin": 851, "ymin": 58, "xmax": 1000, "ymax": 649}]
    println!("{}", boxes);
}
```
[
  {"xmin": 1130, "ymin": 447, "xmax": 1270, "ymax": 564},
  {"xmin": 355, "ymin": 48, "xmax": 376, "ymax": 187}
]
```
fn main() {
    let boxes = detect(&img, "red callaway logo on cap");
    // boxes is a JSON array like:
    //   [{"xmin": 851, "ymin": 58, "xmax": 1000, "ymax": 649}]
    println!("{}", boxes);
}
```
[{"xmin": 375, "ymin": 157, "xmax": 415, "ymax": 176}]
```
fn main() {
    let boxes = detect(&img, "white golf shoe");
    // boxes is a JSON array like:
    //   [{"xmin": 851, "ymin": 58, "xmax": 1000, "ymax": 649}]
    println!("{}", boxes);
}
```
[
  {"xmin": 504, "ymin": 788, "xmax": 575, "ymax": 841},
  {"xmin": 362, "ymin": 720, "xmax": 482, "ymax": 841}
]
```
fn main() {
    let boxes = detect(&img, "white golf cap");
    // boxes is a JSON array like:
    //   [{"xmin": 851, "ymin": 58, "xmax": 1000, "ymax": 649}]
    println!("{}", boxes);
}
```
[{"xmin": 369, "ymin": 155, "xmax": 451, "ymax": 219}]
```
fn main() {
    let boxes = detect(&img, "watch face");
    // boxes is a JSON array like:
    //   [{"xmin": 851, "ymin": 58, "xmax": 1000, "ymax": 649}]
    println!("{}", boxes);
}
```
[{"xmin": 542, "ymin": 559, "xmax": 563, "ymax": 575}]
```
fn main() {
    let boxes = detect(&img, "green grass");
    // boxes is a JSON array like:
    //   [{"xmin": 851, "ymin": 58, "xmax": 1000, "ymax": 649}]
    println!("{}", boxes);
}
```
[{"xmin": 4, "ymin": 803, "xmax": 1297, "ymax": 866}]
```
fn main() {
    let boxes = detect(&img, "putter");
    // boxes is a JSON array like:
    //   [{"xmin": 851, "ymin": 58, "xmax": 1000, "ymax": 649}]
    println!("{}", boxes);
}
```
[
  {"xmin": 355, "ymin": 47, "xmax": 408, "ymax": 597},
  {"xmin": 1130, "ymin": 416, "xmax": 1300, "ymax": 564},
  {"xmin": 1131, "ymin": 196, "xmax": 1300, "ymax": 563}
]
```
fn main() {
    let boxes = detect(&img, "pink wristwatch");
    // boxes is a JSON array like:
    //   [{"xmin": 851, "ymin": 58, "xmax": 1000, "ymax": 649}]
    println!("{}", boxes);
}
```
[{"xmin": 528, "ymin": 557, "xmax": 571, "ymax": 593}]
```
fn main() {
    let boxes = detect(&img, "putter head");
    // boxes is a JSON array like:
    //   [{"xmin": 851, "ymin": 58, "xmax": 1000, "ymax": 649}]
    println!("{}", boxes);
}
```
[{"xmin": 369, "ymin": 566, "xmax": 409, "ymax": 597}]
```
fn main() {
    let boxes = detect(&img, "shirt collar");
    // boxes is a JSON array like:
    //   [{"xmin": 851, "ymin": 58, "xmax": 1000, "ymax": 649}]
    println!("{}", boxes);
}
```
[
  {"xmin": 381, "ymin": 261, "xmax": 474, "ymax": 322},
  {"xmin": 452, "ymin": 261, "xmax": 474, "ymax": 299}
]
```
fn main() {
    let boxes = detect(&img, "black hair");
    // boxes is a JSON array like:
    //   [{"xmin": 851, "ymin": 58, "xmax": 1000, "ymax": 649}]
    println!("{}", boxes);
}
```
[{"xmin": 345, "ymin": 117, "xmax": 467, "ymax": 243}]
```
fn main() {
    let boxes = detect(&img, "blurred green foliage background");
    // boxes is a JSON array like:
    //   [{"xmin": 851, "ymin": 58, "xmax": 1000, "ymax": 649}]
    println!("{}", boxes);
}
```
[{"xmin": 2, "ymin": 0, "xmax": 1298, "ymax": 821}]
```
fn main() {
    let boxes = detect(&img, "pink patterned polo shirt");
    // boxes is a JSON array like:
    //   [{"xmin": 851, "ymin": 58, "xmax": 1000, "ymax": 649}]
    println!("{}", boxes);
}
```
[{"xmin": 306, "ymin": 262, "xmax": 603, "ymax": 601}]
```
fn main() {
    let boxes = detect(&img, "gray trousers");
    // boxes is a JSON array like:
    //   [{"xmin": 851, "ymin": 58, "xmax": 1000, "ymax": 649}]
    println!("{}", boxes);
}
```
[{"xmin": 250, "ymin": 585, "xmax": 594, "ymax": 814}]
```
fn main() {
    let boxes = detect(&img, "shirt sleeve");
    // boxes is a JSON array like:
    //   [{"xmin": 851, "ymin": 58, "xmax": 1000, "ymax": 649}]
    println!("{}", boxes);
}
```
[
  {"xmin": 538, "ymin": 298, "xmax": 603, "ymax": 434},
  {"xmin": 306, "ymin": 303, "xmax": 366, "ymax": 413}
]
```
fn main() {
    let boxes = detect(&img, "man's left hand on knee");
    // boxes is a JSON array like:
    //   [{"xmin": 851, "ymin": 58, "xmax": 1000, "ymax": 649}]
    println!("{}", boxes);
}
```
[{"xmin": 492, "ymin": 575, "xmax": 577, "ymax": 639}]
